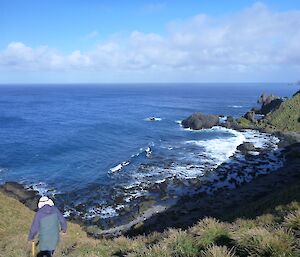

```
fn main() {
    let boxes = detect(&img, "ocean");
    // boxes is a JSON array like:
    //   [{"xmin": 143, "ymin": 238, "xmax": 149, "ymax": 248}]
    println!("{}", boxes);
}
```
[{"xmin": 0, "ymin": 83, "xmax": 297, "ymax": 222}]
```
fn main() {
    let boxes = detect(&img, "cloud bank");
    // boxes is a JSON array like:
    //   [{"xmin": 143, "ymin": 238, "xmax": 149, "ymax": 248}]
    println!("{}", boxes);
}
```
[{"xmin": 1, "ymin": 3, "xmax": 300, "ymax": 82}]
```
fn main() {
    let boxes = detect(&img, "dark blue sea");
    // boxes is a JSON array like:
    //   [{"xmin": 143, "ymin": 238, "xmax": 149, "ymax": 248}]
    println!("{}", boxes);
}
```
[{"xmin": 0, "ymin": 83, "xmax": 297, "ymax": 220}]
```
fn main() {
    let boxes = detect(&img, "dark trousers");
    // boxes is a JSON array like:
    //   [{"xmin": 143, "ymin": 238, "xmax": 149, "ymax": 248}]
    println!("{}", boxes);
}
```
[{"xmin": 37, "ymin": 250, "xmax": 54, "ymax": 257}]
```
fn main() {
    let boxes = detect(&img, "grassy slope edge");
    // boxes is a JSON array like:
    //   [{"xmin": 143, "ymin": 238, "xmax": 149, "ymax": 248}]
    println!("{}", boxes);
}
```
[{"xmin": 260, "ymin": 92, "xmax": 300, "ymax": 132}]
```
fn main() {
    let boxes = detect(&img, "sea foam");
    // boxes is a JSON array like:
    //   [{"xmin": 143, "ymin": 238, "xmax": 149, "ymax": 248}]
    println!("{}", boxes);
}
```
[{"xmin": 185, "ymin": 127, "xmax": 246, "ymax": 166}]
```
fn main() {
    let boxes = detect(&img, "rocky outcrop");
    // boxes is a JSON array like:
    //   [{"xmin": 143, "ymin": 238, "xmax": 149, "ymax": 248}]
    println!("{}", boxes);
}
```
[
  {"xmin": 0, "ymin": 182, "xmax": 40, "ymax": 210},
  {"xmin": 243, "ymin": 111, "xmax": 256, "ymax": 123},
  {"xmin": 258, "ymin": 93, "xmax": 280, "ymax": 106},
  {"xmin": 237, "ymin": 142, "xmax": 256, "ymax": 154},
  {"xmin": 181, "ymin": 112, "xmax": 219, "ymax": 130},
  {"xmin": 260, "ymin": 98, "xmax": 284, "ymax": 115},
  {"xmin": 257, "ymin": 93, "xmax": 284, "ymax": 115},
  {"xmin": 221, "ymin": 116, "xmax": 238, "ymax": 129},
  {"xmin": 293, "ymin": 90, "xmax": 300, "ymax": 97}
]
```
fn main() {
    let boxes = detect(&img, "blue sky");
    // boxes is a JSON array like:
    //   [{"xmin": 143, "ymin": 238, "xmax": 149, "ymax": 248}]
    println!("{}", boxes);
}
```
[{"xmin": 1, "ymin": 0, "xmax": 300, "ymax": 83}]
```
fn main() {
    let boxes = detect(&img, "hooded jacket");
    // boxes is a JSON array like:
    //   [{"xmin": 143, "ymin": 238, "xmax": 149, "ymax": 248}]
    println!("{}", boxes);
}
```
[{"xmin": 28, "ymin": 205, "xmax": 67, "ymax": 251}]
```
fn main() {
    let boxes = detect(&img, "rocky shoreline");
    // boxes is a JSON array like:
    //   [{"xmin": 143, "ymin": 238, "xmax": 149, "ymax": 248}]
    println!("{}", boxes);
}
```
[
  {"xmin": 1, "ymin": 91, "xmax": 299, "ymax": 238},
  {"xmin": 126, "ymin": 140, "xmax": 300, "ymax": 236}
]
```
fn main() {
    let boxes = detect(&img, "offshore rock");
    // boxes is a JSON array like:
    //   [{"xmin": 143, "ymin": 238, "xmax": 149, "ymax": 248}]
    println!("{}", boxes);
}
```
[
  {"xmin": 181, "ymin": 112, "xmax": 219, "ymax": 130},
  {"xmin": 237, "ymin": 142, "xmax": 256, "ymax": 154}
]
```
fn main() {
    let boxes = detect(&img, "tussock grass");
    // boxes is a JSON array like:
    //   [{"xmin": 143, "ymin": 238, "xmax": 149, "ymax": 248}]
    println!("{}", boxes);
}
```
[
  {"xmin": 134, "ymin": 244, "xmax": 171, "ymax": 257},
  {"xmin": 284, "ymin": 209, "xmax": 300, "ymax": 230},
  {"xmin": 190, "ymin": 218, "xmax": 233, "ymax": 249},
  {"xmin": 164, "ymin": 229, "xmax": 199, "ymax": 257},
  {"xmin": 234, "ymin": 227, "xmax": 296, "ymax": 256},
  {"xmin": 200, "ymin": 245, "xmax": 236, "ymax": 257},
  {"xmin": 255, "ymin": 213, "xmax": 276, "ymax": 226}
]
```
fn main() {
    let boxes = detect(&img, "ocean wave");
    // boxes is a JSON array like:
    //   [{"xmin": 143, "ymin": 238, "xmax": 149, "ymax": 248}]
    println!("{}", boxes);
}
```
[
  {"xmin": 109, "ymin": 160, "xmax": 130, "ymax": 173},
  {"xmin": 185, "ymin": 127, "xmax": 246, "ymax": 165},
  {"xmin": 24, "ymin": 182, "xmax": 58, "ymax": 197},
  {"xmin": 0, "ymin": 167, "xmax": 7, "ymax": 174},
  {"xmin": 228, "ymin": 105, "xmax": 243, "ymax": 108},
  {"xmin": 169, "ymin": 164, "xmax": 205, "ymax": 179},
  {"xmin": 83, "ymin": 206, "xmax": 113, "ymax": 219},
  {"xmin": 110, "ymin": 164, "xmax": 123, "ymax": 173},
  {"xmin": 241, "ymin": 129, "xmax": 279, "ymax": 149},
  {"xmin": 182, "ymin": 125, "xmax": 230, "ymax": 132},
  {"xmin": 145, "ymin": 147, "xmax": 152, "ymax": 157},
  {"xmin": 109, "ymin": 143, "xmax": 154, "ymax": 173}
]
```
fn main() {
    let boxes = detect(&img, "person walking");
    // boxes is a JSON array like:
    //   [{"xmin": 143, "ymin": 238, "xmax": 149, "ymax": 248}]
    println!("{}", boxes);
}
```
[{"xmin": 28, "ymin": 196, "xmax": 67, "ymax": 257}]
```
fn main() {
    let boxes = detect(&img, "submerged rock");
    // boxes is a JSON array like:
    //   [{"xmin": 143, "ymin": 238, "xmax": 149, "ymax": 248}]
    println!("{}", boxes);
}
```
[{"xmin": 181, "ymin": 112, "xmax": 219, "ymax": 130}]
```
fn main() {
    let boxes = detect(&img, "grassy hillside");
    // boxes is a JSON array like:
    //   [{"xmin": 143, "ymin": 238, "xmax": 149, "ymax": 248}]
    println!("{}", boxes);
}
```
[
  {"xmin": 260, "ymin": 92, "xmax": 300, "ymax": 132},
  {"xmin": 1, "ymin": 186, "xmax": 299, "ymax": 257}
]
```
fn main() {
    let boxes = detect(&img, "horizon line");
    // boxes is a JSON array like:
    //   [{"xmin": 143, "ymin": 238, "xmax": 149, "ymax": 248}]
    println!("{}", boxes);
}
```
[{"xmin": 0, "ymin": 81, "xmax": 296, "ymax": 86}]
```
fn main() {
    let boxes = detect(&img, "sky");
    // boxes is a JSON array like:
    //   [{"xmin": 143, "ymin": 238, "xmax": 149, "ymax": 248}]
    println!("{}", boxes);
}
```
[{"xmin": 0, "ymin": 0, "xmax": 300, "ymax": 83}]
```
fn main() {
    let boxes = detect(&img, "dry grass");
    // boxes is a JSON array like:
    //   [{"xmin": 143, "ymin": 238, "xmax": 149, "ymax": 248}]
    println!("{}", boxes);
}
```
[
  {"xmin": 190, "ymin": 218, "xmax": 233, "ymax": 249},
  {"xmin": 164, "ymin": 229, "xmax": 199, "ymax": 257},
  {"xmin": 233, "ymin": 227, "xmax": 296, "ymax": 256},
  {"xmin": 200, "ymin": 245, "xmax": 236, "ymax": 257},
  {"xmin": 284, "ymin": 209, "xmax": 300, "ymax": 230}
]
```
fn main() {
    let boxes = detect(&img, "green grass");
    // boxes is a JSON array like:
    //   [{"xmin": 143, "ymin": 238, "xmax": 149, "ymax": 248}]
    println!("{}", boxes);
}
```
[
  {"xmin": 260, "ymin": 92, "xmax": 300, "ymax": 132},
  {"xmin": 237, "ymin": 117, "xmax": 252, "ymax": 128}
]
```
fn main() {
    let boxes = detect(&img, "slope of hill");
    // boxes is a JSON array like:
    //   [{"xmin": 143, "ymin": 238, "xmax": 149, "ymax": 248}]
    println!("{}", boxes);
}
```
[
  {"xmin": 1, "ymin": 182, "xmax": 300, "ymax": 257},
  {"xmin": 260, "ymin": 91, "xmax": 300, "ymax": 132}
]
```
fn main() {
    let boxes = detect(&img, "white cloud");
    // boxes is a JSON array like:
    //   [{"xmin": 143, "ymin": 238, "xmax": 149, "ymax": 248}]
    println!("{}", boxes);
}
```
[{"xmin": 1, "ymin": 3, "xmax": 300, "ymax": 82}]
